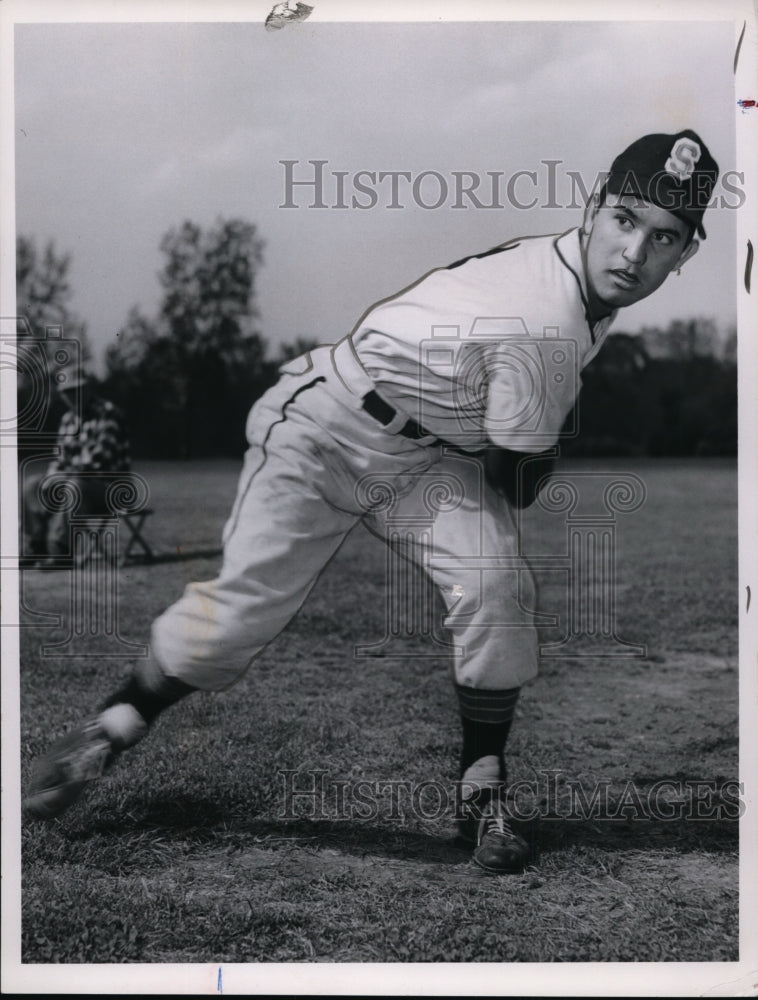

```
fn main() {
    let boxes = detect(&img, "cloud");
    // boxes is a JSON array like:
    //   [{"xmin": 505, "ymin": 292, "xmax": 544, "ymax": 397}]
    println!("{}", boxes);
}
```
[
  {"xmin": 12, "ymin": 19, "xmax": 736, "ymax": 367},
  {"xmin": 196, "ymin": 124, "xmax": 281, "ymax": 170},
  {"xmin": 144, "ymin": 156, "xmax": 183, "ymax": 194}
]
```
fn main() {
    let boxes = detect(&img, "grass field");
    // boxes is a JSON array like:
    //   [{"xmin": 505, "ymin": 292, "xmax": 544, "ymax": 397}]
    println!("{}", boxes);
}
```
[{"xmin": 17, "ymin": 456, "xmax": 738, "ymax": 964}]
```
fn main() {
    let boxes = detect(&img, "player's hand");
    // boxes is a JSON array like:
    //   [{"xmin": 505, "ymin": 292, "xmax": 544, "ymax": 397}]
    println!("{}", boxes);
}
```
[{"xmin": 483, "ymin": 447, "xmax": 556, "ymax": 509}]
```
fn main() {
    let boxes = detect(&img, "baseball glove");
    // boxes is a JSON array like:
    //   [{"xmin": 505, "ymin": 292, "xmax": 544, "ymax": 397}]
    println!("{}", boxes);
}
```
[{"xmin": 483, "ymin": 446, "xmax": 557, "ymax": 509}]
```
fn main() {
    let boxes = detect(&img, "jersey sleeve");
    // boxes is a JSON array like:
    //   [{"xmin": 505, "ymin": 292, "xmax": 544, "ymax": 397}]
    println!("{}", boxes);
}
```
[{"xmin": 484, "ymin": 338, "xmax": 582, "ymax": 452}]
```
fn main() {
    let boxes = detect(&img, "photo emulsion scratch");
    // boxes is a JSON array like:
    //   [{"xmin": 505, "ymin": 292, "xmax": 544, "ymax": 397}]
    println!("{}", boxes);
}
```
[{"xmin": 265, "ymin": 2, "xmax": 314, "ymax": 32}]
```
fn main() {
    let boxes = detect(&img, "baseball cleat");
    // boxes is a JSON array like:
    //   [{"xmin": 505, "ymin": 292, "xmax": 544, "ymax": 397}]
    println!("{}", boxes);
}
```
[
  {"xmin": 458, "ymin": 788, "xmax": 530, "ymax": 875},
  {"xmin": 471, "ymin": 797, "xmax": 530, "ymax": 875},
  {"xmin": 23, "ymin": 704, "xmax": 147, "ymax": 820}
]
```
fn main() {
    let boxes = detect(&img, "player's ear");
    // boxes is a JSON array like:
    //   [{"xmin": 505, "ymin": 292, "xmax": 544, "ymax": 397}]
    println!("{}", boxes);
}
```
[
  {"xmin": 675, "ymin": 237, "xmax": 700, "ymax": 271},
  {"xmin": 582, "ymin": 190, "xmax": 603, "ymax": 236}
]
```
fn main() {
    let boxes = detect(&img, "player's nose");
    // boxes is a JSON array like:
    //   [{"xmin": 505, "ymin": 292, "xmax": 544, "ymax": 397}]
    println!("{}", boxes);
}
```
[{"xmin": 622, "ymin": 233, "xmax": 647, "ymax": 266}]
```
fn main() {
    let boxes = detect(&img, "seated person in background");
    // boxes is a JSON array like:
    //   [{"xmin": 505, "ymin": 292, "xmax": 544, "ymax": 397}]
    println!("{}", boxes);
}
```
[{"xmin": 22, "ymin": 368, "xmax": 131, "ymax": 560}]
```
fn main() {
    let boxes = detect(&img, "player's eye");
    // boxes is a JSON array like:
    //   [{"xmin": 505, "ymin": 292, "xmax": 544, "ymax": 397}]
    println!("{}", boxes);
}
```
[
  {"xmin": 615, "ymin": 214, "xmax": 633, "ymax": 229},
  {"xmin": 653, "ymin": 232, "xmax": 674, "ymax": 246}
]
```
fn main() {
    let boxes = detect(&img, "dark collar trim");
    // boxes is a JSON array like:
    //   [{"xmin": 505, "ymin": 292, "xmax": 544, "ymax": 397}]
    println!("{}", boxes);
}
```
[{"xmin": 553, "ymin": 232, "xmax": 596, "ymax": 345}]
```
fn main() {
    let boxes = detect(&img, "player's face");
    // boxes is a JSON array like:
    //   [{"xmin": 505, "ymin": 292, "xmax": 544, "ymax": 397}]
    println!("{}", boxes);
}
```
[{"xmin": 583, "ymin": 193, "xmax": 699, "ymax": 312}]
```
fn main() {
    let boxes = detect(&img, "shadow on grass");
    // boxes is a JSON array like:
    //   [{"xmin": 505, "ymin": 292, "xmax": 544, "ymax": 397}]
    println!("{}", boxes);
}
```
[
  {"xmin": 125, "ymin": 547, "xmax": 223, "ymax": 565},
  {"xmin": 533, "ymin": 813, "xmax": 738, "ymax": 859},
  {"xmin": 71, "ymin": 798, "xmax": 473, "ymax": 867},
  {"xmin": 19, "ymin": 547, "xmax": 223, "ymax": 571},
  {"xmin": 63, "ymin": 790, "xmax": 738, "ymax": 870}
]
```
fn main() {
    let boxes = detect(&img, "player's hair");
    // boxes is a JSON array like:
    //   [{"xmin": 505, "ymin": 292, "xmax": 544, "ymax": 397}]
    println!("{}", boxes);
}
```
[{"xmin": 595, "ymin": 183, "xmax": 696, "ymax": 247}]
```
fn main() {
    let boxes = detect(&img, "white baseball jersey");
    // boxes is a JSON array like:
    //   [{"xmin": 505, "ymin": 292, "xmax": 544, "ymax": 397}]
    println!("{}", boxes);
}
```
[
  {"xmin": 353, "ymin": 228, "xmax": 616, "ymax": 451},
  {"xmin": 152, "ymin": 226, "xmax": 617, "ymax": 695}
]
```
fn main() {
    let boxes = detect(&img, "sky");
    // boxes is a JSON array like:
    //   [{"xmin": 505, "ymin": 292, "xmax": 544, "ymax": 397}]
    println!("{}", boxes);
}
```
[
  {"xmin": 13, "ymin": 18, "xmax": 738, "ymax": 371},
  {"xmin": 3, "ymin": 6, "xmax": 757, "ymax": 998}
]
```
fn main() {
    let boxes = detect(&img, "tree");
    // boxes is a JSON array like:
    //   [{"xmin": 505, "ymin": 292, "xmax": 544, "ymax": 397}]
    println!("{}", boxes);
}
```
[
  {"xmin": 15, "ymin": 237, "xmax": 93, "ymax": 449},
  {"xmin": 639, "ymin": 317, "xmax": 720, "ymax": 361},
  {"xmin": 105, "ymin": 306, "xmax": 157, "ymax": 374},
  {"xmin": 158, "ymin": 218, "xmax": 270, "ymax": 456},
  {"xmin": 103, "ymin": 218, "xmax": 274, "ymax": 458},
  {"xmin": 16, "ymin": 236, "xmax": 91, "ymax": 358},
  {"xmin": 158, "ymin": 218, "xmax": 264, "ymax": 362},
  {"xmin": 564, "ymin": 325, "xmax": 736, "ymax": 457},
  {"xmin": 564, "ymin": 332, "xmax": 652, "ymax": 455},
  {"xmin": 104, "ymin": 307, "xmax": 188, "ymax": 457}
]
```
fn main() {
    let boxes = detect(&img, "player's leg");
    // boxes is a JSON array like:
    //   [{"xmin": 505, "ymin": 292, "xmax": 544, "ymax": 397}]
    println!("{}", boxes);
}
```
[
  {"xmin": 42, "ymin": 473, "xmax": 111, "ymax": 558},
  {"xmin": 24, "ymin": 374, "xmax": 361, "ymax": 819},
  {"xmin": 365, "ymin": 448, "xmax": 538, "ymax": 873},
  {"xmin": 19, "ymin": 466, "xmax": 50, "ymax": 559},
  {"xmin": 433, "ymin": 456, "xmax": 539, "ymax": 873}
]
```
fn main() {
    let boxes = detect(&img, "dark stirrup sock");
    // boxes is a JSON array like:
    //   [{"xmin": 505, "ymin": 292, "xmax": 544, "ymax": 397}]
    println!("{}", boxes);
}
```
[
  {"xmin": 455, "ymin": 684, "xmax": 520, "ymax": 779},
  {"xmin": 101, "ymin": 672, "xmax": 197, "ymax": 724}
]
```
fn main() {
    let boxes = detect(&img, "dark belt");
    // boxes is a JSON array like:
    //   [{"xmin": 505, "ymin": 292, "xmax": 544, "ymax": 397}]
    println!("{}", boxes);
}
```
[{"xmin": 361, "ymin": 390, "xmax": 436, "ymax": 442}]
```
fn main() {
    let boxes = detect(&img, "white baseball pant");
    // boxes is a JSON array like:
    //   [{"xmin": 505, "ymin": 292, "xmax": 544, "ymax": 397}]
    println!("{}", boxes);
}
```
[{"xmin": 150, "ymin": 342, "xmax": 539, "ymax": 692}]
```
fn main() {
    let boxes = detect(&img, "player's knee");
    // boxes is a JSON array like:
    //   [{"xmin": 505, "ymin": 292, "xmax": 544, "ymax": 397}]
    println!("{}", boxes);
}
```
[{"xmin": 443, "ymin": 570, "xmax": 536, "ymax": 628}]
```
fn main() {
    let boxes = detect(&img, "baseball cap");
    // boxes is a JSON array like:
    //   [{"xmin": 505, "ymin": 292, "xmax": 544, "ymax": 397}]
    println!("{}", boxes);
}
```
[{"xmin": 606, "ymin": 129, "xmax": 719, "ymax": 238}]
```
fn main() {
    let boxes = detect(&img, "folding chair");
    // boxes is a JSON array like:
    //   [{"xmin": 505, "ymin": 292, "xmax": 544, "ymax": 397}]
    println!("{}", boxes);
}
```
[{"xmin": 117, "ymin": 507, "xmax": 155, "ymax": 564}]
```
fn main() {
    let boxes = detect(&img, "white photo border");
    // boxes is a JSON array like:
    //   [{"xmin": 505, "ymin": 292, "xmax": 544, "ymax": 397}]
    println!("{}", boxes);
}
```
[{"xmin": 2, "ymin": 0, "xmax": 756, "ymax": 995}]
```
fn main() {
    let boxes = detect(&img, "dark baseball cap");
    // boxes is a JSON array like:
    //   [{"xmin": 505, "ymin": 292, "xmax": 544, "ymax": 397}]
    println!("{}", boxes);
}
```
[{"xmin": 606, "ymin": 129, "xmax": 719, "ymax": 238}]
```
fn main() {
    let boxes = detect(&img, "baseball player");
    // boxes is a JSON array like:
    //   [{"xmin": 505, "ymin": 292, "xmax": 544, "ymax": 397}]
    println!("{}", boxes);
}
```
[{"xmin": 25, "ymin": 130, "xmax": 718, "ymax": 875}]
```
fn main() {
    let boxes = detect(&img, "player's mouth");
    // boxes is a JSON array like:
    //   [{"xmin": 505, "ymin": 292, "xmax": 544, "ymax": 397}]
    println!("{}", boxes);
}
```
[{"xmin": 609, "ymin": 268, "xmax": 642, "ymax": 290}]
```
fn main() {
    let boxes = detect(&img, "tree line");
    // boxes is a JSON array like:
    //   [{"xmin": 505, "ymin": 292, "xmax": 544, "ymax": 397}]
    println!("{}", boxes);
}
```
[
  {"xmin": 564, "ymin": 326, "xmax": 736, "ymax": 457},
  {"xmin": 16, "ymin": 221, "xmax": 736, "ymax": 459},
  {"xmin": 103, "ymin": 219, "xmax": 275, "ymax": 458}
]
